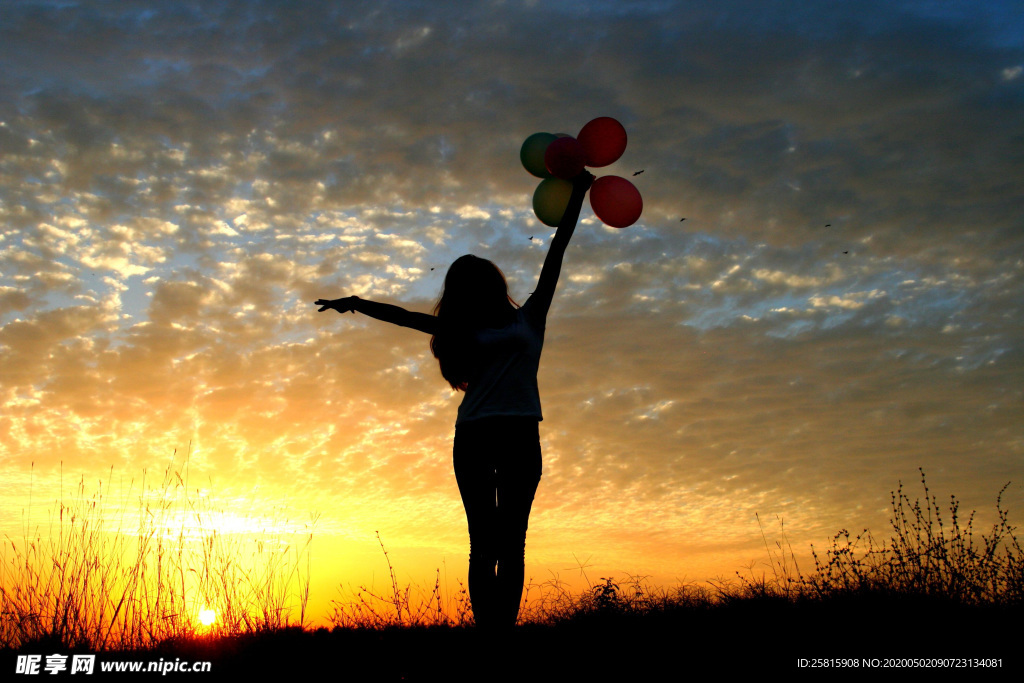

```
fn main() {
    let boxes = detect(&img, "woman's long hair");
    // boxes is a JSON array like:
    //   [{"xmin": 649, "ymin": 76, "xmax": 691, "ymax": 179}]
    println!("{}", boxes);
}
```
[{"xmin": 430, "ymin": 255, "xmax": 518, "ymax": 391}]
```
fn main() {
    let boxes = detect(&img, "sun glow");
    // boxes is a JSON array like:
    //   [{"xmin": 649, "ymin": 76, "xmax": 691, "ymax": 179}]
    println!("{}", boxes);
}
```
[{"xmin": 198, "ymin": 608, "xmax": 217, "ymax": 627}]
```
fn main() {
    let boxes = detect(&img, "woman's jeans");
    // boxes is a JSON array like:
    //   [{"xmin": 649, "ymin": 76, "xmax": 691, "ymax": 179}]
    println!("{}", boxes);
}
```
[{"xmin": 453, "ymin": 416, "xmax": 542, "ymax": 629}]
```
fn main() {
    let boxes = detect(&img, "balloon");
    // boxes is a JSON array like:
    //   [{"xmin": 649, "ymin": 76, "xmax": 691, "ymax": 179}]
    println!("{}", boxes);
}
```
[
  {"xmin": 577, "ymin": 117, "xmax": 628, "ymax": 167},
  {"xmin": 520, "ymin": 132, "xmax": 557, "ymax": 178},
  {"xmin": 532, "ymin": 177, "xmax": 574, "ymax": 227},
  {"xmin": 589, "ymin": 175, "xmax": 642, "ymax": 228},
  {"xmin": 544, "ymin": 136, "xmax": 586, "ymax": 179}
]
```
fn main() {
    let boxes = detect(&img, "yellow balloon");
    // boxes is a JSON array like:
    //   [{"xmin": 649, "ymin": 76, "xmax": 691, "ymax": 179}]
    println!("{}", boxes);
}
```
[{"xmin": 532, "ymin": 177, "xmax": 573, "ymax": 227}]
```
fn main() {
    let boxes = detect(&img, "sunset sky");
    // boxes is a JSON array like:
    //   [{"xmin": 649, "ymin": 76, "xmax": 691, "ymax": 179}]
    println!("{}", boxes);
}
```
[{"xmin": 2, "ymin": 0, "xmax": 1022, "ymax": 623}]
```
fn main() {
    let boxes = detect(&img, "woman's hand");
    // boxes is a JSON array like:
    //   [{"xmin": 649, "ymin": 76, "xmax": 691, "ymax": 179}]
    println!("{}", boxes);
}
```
[{"xmin": 315, "ymin": 296, "xmax": 360, "ymax": 313}]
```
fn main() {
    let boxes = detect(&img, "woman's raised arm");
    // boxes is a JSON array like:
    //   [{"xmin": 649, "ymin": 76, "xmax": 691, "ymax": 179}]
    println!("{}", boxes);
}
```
[
  {"xmin": 529, "ymin": 171, "xmax": 594, "ymax": 321},
  {"xmin": 315, "ymin": 296, "xmax": 438, "ymax": 335}
]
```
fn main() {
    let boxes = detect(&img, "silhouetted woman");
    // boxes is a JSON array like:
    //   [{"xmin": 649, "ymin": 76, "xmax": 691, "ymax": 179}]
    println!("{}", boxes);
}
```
[{"xmin": 315, "ymin": 170, "xmax": 594, "ymax": 630}]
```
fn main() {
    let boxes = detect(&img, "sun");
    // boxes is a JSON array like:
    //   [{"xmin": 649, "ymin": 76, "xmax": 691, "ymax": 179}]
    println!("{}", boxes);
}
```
[{"xmin": 198, "ymin": 608, "xmax": 217, "ymax": 627}]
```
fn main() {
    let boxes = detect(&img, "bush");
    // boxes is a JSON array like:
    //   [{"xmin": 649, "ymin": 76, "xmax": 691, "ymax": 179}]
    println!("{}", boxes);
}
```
[{"xmin": 805, "ymin": 469, "xmax": 1022, "ymax": 606}]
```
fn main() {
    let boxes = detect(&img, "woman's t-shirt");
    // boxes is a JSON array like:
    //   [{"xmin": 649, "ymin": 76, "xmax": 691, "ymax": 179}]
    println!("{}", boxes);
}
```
[{"xmin": 455, "ymin": 297, "xmax": 545, "ymax": 425}]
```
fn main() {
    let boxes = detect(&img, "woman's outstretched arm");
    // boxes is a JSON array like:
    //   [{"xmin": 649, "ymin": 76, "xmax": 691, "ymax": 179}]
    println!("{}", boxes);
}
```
[
  {"xmin": 315, "ymin": 296, "xmax": 438, "ymax": 335},
  {"xmin": 529, "ymin": 170, "xmax": 595, "ymax": 321}
]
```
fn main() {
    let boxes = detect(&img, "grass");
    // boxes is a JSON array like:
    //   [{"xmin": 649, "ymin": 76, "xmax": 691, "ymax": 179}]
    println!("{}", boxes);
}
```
[
  {"xmin": 326, "ymin": 531, "xmax": 473, "ymax": 629},
  {"xmin": 0, "ymin": 450, "xmax": 314, "ymax": 652},
  {"xmin": 2, "ymin": 465, "xmax": 1021, "ymax": 678},
  {"xmin": 730, "ymin": 468, "xmax": 1024, "ymax": 608},
  {"xmin": 329, "ymin": 468, "xmax": 1022, "ymax": 630}
]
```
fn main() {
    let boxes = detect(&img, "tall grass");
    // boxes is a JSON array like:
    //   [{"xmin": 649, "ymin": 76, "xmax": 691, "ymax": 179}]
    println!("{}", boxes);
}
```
[
  {"xmin": 327, "ymin": 469, "xmax": 1023, "ymax": 631},
  {"xmin": 327, "ymin": 532, "xmax": 473, "ymax": 629},
  {"xmin": 802, "ymin": 468, "xmax": 1023, "ymax": 605},
  {"xmin": 725, "ymin": 468, "xmax": 1024, "ymax": 609},
  {"xmin": 4, "ymin": 465, "xmax": 1020, "ymax": 650},
  {"xmin": 0, "ymin": 453, "xmax": 315, "ymax": 650}
]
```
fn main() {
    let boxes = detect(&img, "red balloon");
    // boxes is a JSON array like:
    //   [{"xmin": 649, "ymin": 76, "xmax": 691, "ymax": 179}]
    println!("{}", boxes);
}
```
[
  {"xmin": 589, "ymin": 176, "xmax": 642, "ymax": 228},
  {"xmin": 577, "ymin": 117, "xmax": 627, "ymax": 167},
  {"xmin": 544, "ymin": 136, "xmax": 586, "ymax": 179}
]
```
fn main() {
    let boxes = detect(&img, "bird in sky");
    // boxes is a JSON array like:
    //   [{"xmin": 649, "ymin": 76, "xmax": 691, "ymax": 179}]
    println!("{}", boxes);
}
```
[{"xmin": 633, "ymin": 170, "xmax": 645, "ymax": 176}]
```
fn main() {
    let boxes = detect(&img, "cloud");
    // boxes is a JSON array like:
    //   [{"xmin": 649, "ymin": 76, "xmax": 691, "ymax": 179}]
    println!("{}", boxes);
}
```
[{"xmin": 1, "ymin": 0, "xmax": 1021, "ymax": 588}]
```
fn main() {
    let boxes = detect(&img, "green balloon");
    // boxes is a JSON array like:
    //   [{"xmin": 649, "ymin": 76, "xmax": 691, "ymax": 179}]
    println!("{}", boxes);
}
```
[
  {"xmin": 520, "ymin": 132, "xmax": 557, "ymax": 178},
  {"xmin": 532, "ymin": 177, "xmax": 574, "ymax": 227}
]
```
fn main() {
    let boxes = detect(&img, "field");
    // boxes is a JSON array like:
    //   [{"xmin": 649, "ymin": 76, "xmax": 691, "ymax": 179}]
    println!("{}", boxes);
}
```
[{"xmin": 2, "ymin": 466, "xmax": 1021, "ymax": 678}]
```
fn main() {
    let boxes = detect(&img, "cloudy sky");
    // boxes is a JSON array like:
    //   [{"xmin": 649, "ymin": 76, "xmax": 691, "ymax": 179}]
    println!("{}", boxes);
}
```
[{"xmin": 2, "ymin": 0, "xmax": 1022, "ymax": 621}]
